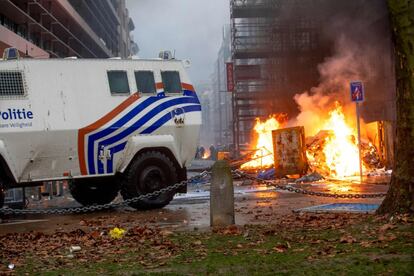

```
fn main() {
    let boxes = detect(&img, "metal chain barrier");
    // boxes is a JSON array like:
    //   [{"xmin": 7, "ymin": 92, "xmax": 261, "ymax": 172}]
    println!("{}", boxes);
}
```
[
  {"xmin": 233, "ymin": 170, "xmax": 387, "ymax": 199},
  {"xmin": 0, "ymin": 168, "xmax": 387, "ymax": 216},
  {"xmin": 0, "ymin": 171, "xmax": 211, "ymax": 215}
]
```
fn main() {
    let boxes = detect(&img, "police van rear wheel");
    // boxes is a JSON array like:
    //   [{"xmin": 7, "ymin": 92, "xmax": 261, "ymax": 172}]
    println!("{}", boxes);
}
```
[
  {"xmin": 121, "ymin": 151, "xmax": 177, "ymax": 210},
  {"xmin": 69, "ymin": 178, "xmax": 120, "ymax": 206}
]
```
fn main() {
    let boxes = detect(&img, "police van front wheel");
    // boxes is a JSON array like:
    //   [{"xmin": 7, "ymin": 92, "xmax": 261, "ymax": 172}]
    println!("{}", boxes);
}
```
[
  {"xmin": 69, "ymin": 178, "xmax": 120, "ymax": 206},
  {"xmin": 121, "ymin": 151, "xmax": 177, "ymax": 210}
]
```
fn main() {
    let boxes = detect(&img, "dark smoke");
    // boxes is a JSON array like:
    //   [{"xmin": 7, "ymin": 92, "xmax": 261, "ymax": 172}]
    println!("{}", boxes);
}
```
[{"xmin": 290, "ymin": 0, "xmax": 395, "ymax": 135}]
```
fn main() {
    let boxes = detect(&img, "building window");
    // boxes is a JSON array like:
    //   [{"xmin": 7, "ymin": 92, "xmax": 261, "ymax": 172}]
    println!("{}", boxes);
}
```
[
  {"xmin": 0, "ymin": 71, "xmax": 26, "ymax": 97},
  {"xmin": 161, "ymin": 71, "xmax": 182, "ymax": 94},
  {"xmin": 107, "ymin": 71, "xmax": 130, "ymax": 94},
  {"xmin": 134, "ymin": 71, "xmax": 156, "ymax": 94}
]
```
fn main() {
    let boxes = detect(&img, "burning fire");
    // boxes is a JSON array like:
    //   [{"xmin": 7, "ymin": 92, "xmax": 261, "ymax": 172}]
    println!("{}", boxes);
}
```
[
  {"xmin": 242, "ymin": 102, "xmax": 366, "ymax": 178},
  {"xmin": 320, "ymin": 103, "xmax": 363, "ymax": 178},
  {"xmin": 240, "ymin": 114, "xmax": 286, "ymax": 169},
  {"xmin": 202, "ymin": 148, "xmax": 210, "ymax": 160}
]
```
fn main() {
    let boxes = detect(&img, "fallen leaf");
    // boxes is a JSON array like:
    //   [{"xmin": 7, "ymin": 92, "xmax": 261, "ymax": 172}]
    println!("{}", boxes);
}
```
[
  {"xmin": 340, "ymin": 235, "xmax": 356, "ymax": 244},
  {"xmin": 273, "ymin": 244, "xmax": 288, "ymax": 253},
  {"xmin": 221, "ymin": 225, "xmax": 240, "ymax": 235},
  {"xmin": 387, "ymin": 234, "xmax": 397, "ymax": 241},
  {"xmin": 192, "ymin": 240, "xmax": 202, "ymax": 246},
  {"xmin": 378, "ymin": 234, "xmax": 397, "ymax": 242},
  {"xmin": 379, "ymin": 223, "xmax": 395, "ymax": 232},
  {"xmin": 89, "ymin": 231, "xmax": 101, "ymax": 239},
  {"xmin": 160, "ymin": 230, "xmax": 174, "ymax": 237},
  {"xmin": 360, "ymin": 241, "xmax": 371, "ymax": 248}
]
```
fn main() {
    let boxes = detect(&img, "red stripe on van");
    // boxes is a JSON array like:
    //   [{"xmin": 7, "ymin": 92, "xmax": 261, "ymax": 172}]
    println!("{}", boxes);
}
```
[
  {"xmin": 156, "ymin": 83, "xmax": 164, "ymax": 90},
  {"xmin": 182, "ymin": 83, "xmax": 195, "ymax": 91}
]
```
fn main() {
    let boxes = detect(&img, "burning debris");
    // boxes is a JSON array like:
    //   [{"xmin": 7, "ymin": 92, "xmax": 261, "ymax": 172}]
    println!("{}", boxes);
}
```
[
  {"xmin": 306, "ymin": 130, "xmax": 382, "ymax": 178},
  {"xmin": 240, "ymin": 102, "xmax": 383, "ymax": 180},
  {"xmin": 305, "ymin": 102, "xmax": 382, "ymax": 178},
  {"xmin": 240, "ymin": 114, "xmax": 287, "ymax": 170}
]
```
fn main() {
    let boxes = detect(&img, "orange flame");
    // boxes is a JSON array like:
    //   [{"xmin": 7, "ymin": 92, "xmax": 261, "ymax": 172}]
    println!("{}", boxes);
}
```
[
  {"xmin": 241, "ymin": 114, "xmax": 287, "ymax": 169},
  {"xmin": 242, "ymin": 103, "xmax": 365, "ymax": 178},
  {"xmin": 320, "ymin": 102, "xmax": 364, "ymax": 178},
  {"xmin": 202, "ymin": 148, "xmax": 210, "ymax": 159}
]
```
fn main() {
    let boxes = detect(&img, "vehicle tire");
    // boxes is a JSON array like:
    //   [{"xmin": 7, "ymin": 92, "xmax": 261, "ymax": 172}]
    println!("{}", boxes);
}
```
[
  {"xmin": 121, "ymin": 151, "xmax": 177, "ymax": 210},
  {"xmin": 69, "ymin": 178, "xmax": 120, "ymax": 206}
]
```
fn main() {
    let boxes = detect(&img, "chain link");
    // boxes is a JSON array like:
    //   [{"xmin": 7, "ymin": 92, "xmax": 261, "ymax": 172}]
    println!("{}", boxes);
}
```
[
  {"xmin": 0, "ymin": 171, "xmax": 211, "ymax": 215},
  {"xmin": 233, "ymin": 170, "xmax": 387, "ymax": 199}
]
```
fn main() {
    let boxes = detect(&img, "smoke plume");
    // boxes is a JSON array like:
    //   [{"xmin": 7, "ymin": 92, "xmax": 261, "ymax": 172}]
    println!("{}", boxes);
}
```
[{"xmin": 291, "ymin": 0, "xmax": 392, "ymax": 137}]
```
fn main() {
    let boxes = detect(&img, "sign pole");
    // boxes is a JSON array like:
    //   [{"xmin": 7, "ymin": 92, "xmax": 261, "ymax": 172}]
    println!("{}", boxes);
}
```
[
  {"xmin": 350, "ymin": 80, "xmax": 364, "ymax": 183},
  {"xmin": 356, "ymin": 102, "xmax": 363, "ymax": 182}
]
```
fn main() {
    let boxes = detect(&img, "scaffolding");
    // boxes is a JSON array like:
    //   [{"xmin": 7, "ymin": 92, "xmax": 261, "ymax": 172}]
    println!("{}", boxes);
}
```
[{"xmin": 230, "ymin": 0, "xmax": 329, "ymax": 152}]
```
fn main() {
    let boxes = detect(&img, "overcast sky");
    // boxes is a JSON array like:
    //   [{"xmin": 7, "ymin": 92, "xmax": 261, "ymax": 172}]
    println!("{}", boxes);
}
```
[{"xmin": 126, "ymin": 0, "xmax": 230, "ymax": 85}]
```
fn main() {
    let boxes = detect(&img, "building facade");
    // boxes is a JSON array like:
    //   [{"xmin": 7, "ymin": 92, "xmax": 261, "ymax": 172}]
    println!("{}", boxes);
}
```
[
  {"xmin": 198, "ymin": 25, "xmax": 233, "ymax": 150},
  {"xmin": 0, "ymin": 0, "xmax": 138, "ymax": 59},
  {"xmin": 212, "ymin": 24, "xmax": 232, "ymax": 147}
]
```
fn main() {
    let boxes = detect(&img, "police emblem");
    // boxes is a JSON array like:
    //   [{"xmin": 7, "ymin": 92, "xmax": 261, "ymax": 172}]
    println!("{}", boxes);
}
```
[{"xmin": 171, "ymin": 107, "xmax": 185, "ymax": 127}]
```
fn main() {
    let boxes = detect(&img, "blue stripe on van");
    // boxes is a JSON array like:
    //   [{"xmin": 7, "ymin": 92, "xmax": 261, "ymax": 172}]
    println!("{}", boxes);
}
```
[
  {"xmin": 90, "ymin": 97, "xmax": 200, "ymax": 174},
  {"xmin": 104, "ymin": 104, "xmax": 202, "ymax": 174}
]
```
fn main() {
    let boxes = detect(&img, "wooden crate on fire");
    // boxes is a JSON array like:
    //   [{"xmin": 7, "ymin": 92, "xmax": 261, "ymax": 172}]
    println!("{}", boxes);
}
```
[{"xmin": 272, "ymin": 126, "xmax": 308, "ymax": 177}]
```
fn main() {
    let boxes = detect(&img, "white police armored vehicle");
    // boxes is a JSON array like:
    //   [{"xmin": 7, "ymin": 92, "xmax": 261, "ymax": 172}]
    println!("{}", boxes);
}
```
[{"xmin": 0, "ymin": 49, "xmax": 201, "ymax": 210}]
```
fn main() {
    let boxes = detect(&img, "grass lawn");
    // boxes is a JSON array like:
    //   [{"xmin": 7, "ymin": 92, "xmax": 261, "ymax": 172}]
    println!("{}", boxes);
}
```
[{"xmin": 1, "ymin": 213, "xmax": 413, "ymax": 275}]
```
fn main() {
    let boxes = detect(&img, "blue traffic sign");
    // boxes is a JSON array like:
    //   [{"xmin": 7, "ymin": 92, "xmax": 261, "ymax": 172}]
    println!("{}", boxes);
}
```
[{"xmin": 350, "ymin": 81, "xmax": 364, "ymax": 102}]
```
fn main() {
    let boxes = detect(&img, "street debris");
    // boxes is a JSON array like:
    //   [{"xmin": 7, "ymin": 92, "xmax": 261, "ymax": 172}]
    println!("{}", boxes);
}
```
[
  {"xmin": 69, "ymin": 245, "xmax": 82, "ymax": 253},
  {"xmin": 295, "ymin": 172, "xmax": 324, "ymax": 183},
  {"xmin": 109, "ymin": 227, "xmax": 126, "ymax": 239},
  {"xmin": 257, "ymin": 168, "xmax": 275, "ymax": 180},
  {"xmin": 8, "ymin": 263, "xmax": 15, "ymax": 270},
  {"xmin": 367, "ymin": 168, "xmax": 392, "ymax": 177}
]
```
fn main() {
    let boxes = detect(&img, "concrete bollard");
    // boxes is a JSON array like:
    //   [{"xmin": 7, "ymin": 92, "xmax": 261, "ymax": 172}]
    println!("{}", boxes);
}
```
[{"xmin": 210, "ymin": 160, "xmax": 235, "ymax": 227}]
